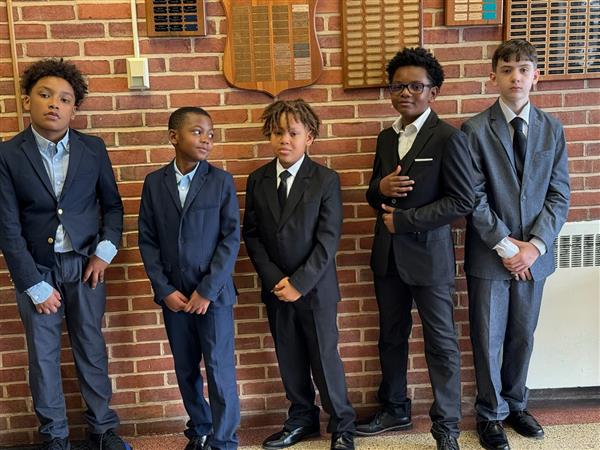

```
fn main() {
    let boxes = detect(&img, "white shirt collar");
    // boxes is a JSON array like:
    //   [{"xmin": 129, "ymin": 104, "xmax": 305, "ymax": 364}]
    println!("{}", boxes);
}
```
[
  {"xmin": 276, "ymin": 154, "xmax": 305, "ymax": 178},
  {"xmin": 498, "ymin": 97, "xmax": 530, "ymax": 126},
  {"xmin": 391, "ymin": 107, "xmax": 432, "ymax": 136}
]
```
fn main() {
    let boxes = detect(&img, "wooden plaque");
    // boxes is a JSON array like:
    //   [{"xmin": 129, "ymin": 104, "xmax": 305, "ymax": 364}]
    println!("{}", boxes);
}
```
[
  {"xmin": 505, "ymin": 0, "xmax": 600, "ymax": 80},
  {"xmin": 342, "ymin": 0, "xmax": 422, "ymax": 89},
  {"xmin": 145, "ymin": 0, "xmax": 206, "ymax": 37},
  {"xmin": 222, "ymin": 0, "xmax": 323, "ymax": 97},
  {"xmin": 445, "ymin": 0, "xmax": 503, "ymax": 26}
]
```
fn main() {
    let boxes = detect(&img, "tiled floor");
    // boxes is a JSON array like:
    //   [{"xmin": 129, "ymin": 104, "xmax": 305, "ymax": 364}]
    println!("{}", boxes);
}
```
[{"xmin": 4, "ymin": 403, "xmax": 599, "ymax": 449}]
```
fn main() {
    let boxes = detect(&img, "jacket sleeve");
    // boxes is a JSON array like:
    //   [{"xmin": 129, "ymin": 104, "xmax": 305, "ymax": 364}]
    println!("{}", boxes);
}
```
[
  {"xmin": 529, "ymin": 124, "xmax": 570, "ymax": 247},
  {"xmin": 96, "ymin": 140, "xmax": 124, "ymax": 248},
  {"xmin": 366, "ymin": 133, "xmax": 388, "ymax": 211},
  {"xmin": 138, "ymin": 178, "xmax": 177, "ymax": 304},
  {"xmin": 392, "ymin": 130, "xmax": 475, "ymax": 233},
  {"xmin": 288, "ymin": 171, "xmax": 342, "ymax": 295},
  {"xmin": 461, "ymin": 121, "xmax": 513, "ymax": 248},
  {"xmin": 195, "ymin": 173, "xmax": 240, "ymax": 303},
  {"xmin": 0, "ymin": 150, "xmax": 44, "ymax": 292},
  {"xmin": 242, "ymin": 173, "xmax": 286, "ymax": 291}
]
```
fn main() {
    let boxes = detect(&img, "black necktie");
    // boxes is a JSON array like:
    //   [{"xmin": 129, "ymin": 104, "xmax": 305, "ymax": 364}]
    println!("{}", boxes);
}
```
[
  {"xmin": 511, "ymin": 117, "xmax": 527, "ymax": 180},
  {"xmin": 278, "ymin": 170, "xmax": 291, "ymax": 209}
]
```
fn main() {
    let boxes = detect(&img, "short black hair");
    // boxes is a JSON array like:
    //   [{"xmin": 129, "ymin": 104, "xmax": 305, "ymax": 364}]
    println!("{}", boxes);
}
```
[
  {"xmin": 492, "ymin": 39, "xmax": 538, "ymax": 71},
  {"xmin": 21, "ymin": 58, "xmax": 87, "ymax": 106},
  {"xmin": 260, "ymin": 99, "xmax": 320, "ymax": 139},
  {"xmin": 168, "ymin": 106, "xmax": 212, "ymax": 131},
  {"xmin": 386, "ymin": 47, "xmax": 445, "ymax": 88}
]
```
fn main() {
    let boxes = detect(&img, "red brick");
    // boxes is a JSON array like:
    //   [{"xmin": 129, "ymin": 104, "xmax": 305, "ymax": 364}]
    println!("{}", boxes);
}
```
[
  {"xmin": 27, "ymin": 41, "xmax": 80, "ymax": 57},
  {"xmin": 21, "ymin": 5, "xmax": 75, "ymax": 20},
  {"xmin": 77, "ymin": 4, "xmax": 131, "ymax": 19},
  {"xmin": 50, "ymin": 23, "xmax": 105, "ymax": 39},
  {"xmin": 84, "ymin": 40, "xmax": 133, "ymax": 56}
]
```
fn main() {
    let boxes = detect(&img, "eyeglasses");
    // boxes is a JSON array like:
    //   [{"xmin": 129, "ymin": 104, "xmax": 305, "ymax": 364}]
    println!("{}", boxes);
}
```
[{"xmin": 388, "ymin": 82, "xmax": 434, "ymax": 94}]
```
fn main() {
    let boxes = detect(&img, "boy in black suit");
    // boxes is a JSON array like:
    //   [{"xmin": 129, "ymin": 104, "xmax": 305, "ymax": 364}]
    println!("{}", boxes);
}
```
[
  {"xmin": 0, "ymin": 58, "xmax": 128, "ymax": 450},
  {"xmin": 356, "ymin": 48, "xmax": 474, "ymax": 450},
  {"xmin": 138, "ymin": 107, "xmax": 241, "ymax": 450},
  {"xmin": 243, "ymin": 100, "xmax": 356, "ymax": 450}
]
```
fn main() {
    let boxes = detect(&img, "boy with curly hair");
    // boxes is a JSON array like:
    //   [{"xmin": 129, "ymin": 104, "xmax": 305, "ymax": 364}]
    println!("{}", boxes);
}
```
[
  {"xmin": 357, "ymin": 48, "xmax": 474, "ymax": 450},
  {"xmin": 0, "ymin": 58, "xmax": 129, "ymax": 450}
]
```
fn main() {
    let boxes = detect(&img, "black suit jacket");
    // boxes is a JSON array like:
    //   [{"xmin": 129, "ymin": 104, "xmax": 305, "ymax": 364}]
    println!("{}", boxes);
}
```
[
  {"xmin": 243, "ymin": 155, "xmax": 342, "ymax": 309},
  {"xmin": 0, "ymin": 126, "xmax": 123, "ymax": 293},
  {"xmin": 366, "ymin": 111, "xmax": 474, "ymax": 285}
]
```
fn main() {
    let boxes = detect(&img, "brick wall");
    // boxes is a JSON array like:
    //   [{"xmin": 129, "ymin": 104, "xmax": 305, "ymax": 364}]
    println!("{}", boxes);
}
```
[{"xmin": 1, "ymin": 0, "xmax": 598, "ymax": 445}]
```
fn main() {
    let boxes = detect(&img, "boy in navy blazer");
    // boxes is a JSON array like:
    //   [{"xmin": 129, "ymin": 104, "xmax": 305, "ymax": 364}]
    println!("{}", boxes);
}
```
[
  {"xmin": 138, "ymin": 107, "xmax": 241, "ymax": 450},
  {"xmin": 462, "ymin": 40, "xmax": 570, "ymax": 450},
  {"xmin": 0, "ymin": 59, "xmax": 128, "ymax": 450},
  {"xmin": 243, "ymin": 100, "xmax": 356, "ymax": 450}
]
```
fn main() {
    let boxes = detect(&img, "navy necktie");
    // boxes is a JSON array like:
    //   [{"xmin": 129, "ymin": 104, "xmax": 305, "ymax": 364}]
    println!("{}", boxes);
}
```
[
  {"xmin": 511, "ymin": 117, "xmax": 527, "ymax": 180},
  {"xmin": 278, "ymin": 170, "xmax": 291, "ymax": 208}
]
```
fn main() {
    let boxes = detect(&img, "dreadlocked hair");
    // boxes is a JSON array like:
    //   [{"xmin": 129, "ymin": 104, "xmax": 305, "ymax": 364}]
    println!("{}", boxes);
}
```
[{"xmin": 260, "ymin": 99, "xmax": 320, "ymax": 139}]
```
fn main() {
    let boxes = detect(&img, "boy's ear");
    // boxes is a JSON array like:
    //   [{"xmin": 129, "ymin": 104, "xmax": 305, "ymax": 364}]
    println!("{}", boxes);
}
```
[
  {"xmin": 306, "ymin": 133, "xmax": 314, "ymax": 147},
  {"xmin": 168, "ymin": 129, "xmax": 178, "ymax": 145},
  {"xmin": 22, "ymin": 95, "xmax": 31, "ymax": 112},
  {"xmin": 489, "ymin": 71, "xmax": 497, "ymax": 86},
  {"xmin": 532, "ymin": 68, "xmax": 540, "ymax": 86}
]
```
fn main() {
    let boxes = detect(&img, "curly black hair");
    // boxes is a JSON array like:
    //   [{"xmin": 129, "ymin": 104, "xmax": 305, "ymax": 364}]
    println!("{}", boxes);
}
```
[
  {"xmin": 21, "ymin": 58, "xmax": 88, "ymax": 106},
  {"xmin": 260, "ymin": 99, "xmax": 320, "ymax": 139},
  {"xmin": 168, "ymin": 106, "xmax": 212, "ymax": 131},
  {"xmin": 386, "ymin": 47, "xmax": 445, "ymax": 88}
]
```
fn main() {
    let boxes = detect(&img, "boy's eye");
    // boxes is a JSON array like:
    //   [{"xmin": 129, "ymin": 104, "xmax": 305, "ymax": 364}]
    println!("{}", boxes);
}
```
[
  {"xmin": 208, "ymin": 133, "xmax": 214, "ymax": 140},
  {"xmin": 61, "ymin": 97, "xmax": 73, "ymax": 104}
]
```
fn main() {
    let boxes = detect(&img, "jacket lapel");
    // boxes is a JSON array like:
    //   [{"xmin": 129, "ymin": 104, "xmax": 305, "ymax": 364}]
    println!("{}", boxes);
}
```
[
  {"xmin": 163, "ymin": 162, "xmax": 183, "ymax": 213},
  {"xmin": 401, "ymin": 111, "xmax": 437, "ymax": 174},
  {"xmin": 489, "ymin": 100, "xmax": 518, "ymax": 180},
  {"xmin": 60, "ymin": 130, "xmax": 83, "ymax": 199},
  {"xmin": 259, "ymin": 159, "xmax": 280, "ymax": 223},
  {"xmin": 524, "ymin": 105, "xmax": 542, "ymax": 180},
  {"xmin": 20, "ymin": 127, "xmax": 56, "ymax": 199},
  {"xmin": 279, "ymin": 156, "xmax": 312, "ymax": 227},
  {"xmin": 182, "ymin": 161, "xmax": 209, "ymax": 214},
  {"xmin": 381, "ymin": 129, "xmax": 400, "ymax": 174}
]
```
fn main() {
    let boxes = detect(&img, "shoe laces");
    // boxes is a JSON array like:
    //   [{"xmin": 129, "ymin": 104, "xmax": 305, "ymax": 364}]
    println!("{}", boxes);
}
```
[
  {"xmin": 438, "ymin": 434, "xmax": 459, "ymax": 450},
  {"xmin": 96, "ymin": 429, "xmax": 128, "ymax": 450}
]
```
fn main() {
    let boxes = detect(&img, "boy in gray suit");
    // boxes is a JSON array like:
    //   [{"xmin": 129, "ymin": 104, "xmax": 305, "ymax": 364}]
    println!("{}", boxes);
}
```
[{"xmin": 461, "ymin": 40, "xmax": 570, "ymax": 450}]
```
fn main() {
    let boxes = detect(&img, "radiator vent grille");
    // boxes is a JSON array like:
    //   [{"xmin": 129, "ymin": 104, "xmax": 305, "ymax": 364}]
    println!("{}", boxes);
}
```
[{"xmin": 554, "ymin": 233, "xmax": 600, "ymax": 268}]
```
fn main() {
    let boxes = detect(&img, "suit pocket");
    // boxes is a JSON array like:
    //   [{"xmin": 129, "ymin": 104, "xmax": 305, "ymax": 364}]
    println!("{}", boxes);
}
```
[{"xmin": 415, "ymin": 225, "xmax": 451, "ymax": 242}]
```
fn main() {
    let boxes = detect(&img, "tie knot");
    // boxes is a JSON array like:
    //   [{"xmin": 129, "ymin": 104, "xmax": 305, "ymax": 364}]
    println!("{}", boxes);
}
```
[
  {"xmin": 280, "ymin": 170, "xmax": 291, "ymax": 181},
  {"xmin": 511, "ymin": 117, "xmax": 525, "ymax": 133}
]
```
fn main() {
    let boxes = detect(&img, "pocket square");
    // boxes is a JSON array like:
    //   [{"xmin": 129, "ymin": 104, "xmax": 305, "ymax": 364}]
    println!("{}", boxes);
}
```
[{"xmin": 414, "ymin": 158, "xmax": 433, "ymax": 162}]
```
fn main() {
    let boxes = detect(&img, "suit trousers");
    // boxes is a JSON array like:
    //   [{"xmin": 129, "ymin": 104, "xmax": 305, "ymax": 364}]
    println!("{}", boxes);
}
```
[
  {"xmin": 467, "ymin": 276, "xmax": 545, "ymax": 421},
  {"xmin": 265, "ymin": 298, "xmax": 356, "ymax": 433},
  {"xmin": 374, "ymin": 266, "xmax": 461, "ymax": 436},
  {"xmin": 16, "ymin": 252, "xmax": 119, "ymax": 440},
  {"xmin": 162, "ymin": 304, "xmax": 239, "ymax": 450}
]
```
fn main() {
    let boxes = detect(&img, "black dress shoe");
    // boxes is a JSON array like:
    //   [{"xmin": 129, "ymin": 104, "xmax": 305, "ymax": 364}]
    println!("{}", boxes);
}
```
[
  {"xmin": 505, "ymin": 410, "xmax": 544, "ymax": 439},
  {"xmin": 435, "ymin": 434, "xmax": 460, "ymax": 450},
  {"xmin": 184, "ymin": 434, "xmax": 209, "ymax": 450},
  {"xmin": 355, "ymin": 410, "xmax": 412, "ymax": 436},
  {"xmin": 330, "ymin": 432, "xmax": 355, "ymax": 450},
  {"xmin": 262, "ymin": 425, "xmax": 320, "ymax": 449},
  {"xmin": 477, "ymin": 421, "xmax": 510, "ymax": 450}
]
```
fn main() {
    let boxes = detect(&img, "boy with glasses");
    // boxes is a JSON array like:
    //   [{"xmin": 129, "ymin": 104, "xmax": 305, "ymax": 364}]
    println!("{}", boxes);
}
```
[{"xmin": 356, "ymin": 47, "xmax": 474, "ymax": 450}]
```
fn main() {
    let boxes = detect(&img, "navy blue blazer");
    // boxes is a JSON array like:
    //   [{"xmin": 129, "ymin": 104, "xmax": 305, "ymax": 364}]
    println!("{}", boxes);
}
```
[
  {"xmin": 0, "ymin": 126, "xmax": 123, "ymax": 293},
  {"xmin": 138, "ymin": 160, "xmax": 240, "ymax": 306},
  {"xmin": 242, "ymin": 156, "xmax": 343, "ymax": 309}
]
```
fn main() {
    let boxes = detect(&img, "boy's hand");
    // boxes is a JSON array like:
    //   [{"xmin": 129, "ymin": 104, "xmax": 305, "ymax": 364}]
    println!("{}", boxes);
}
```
[
  {"xmin": 35, "ymin": 288, "xmax": 62, "ymax": 315},
  {"xmin": 381, "ymin": 204, "xmax": 396, "ymax": 233},
  {"xmin": 184, "ymin": 291, "xmax": 211, "ymax": 315},
  {"xmin": 163, "ymin": 291, "xmax": 189, "ymax": 312},
  {"xmin": 83, "ymin": 255, "xmax": 109, "ymax": 289},
  {"xmin": 273, "ymin": 277, "xmax": 301, "ymax": 302},
  {"xmin": 502, "ymin": 238, "xmax": 540, "ymax": 273},
  {"xmin": 513, "ymin": 269, "xmax": 532, "ymax": 281},
  {"xmin": 379, "ymin": 165, "xmax": 414, "ymax": 198}
]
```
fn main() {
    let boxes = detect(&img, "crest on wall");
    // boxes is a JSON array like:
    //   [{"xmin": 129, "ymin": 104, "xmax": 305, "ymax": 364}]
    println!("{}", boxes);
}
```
[{"xmin": 222, "ymin": 0, "xmax": 323, "ymax": 97}]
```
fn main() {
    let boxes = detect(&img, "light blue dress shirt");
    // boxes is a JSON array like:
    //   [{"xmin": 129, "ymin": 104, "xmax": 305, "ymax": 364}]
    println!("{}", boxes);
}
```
[
  {"xmin": 174, "ymin": 160, "xmax": 200, "ymax": 207},
  {"xmin": 26, "ymin": 126, "xmax": 118, "ymax": 304}
]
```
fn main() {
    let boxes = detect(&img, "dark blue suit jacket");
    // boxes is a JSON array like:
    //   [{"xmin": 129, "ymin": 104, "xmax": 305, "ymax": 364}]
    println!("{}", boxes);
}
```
[
  {"xmin": 0, "ymin": 126, "xmax": 123, "ymax": 293},
  {"xmin": 138, "ymin": 160, "xmax": 240, "ymax": 306}
]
